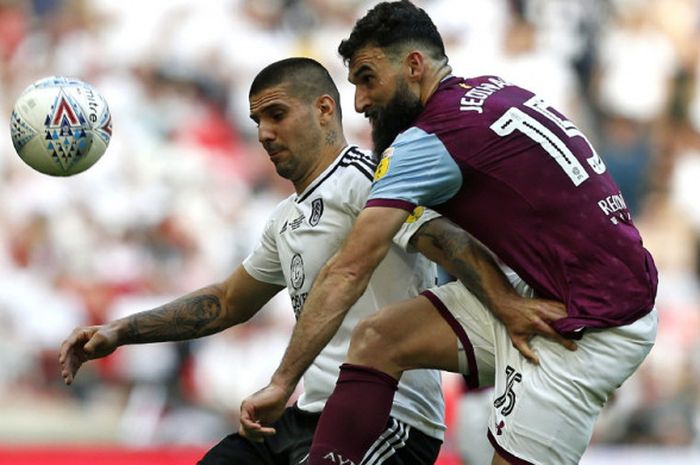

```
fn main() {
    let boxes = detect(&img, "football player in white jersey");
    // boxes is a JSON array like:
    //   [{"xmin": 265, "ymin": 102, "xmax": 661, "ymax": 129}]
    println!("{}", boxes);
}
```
[{"xmin": 60, "ymin": 58, "xmax": 447, "ymax": 464}]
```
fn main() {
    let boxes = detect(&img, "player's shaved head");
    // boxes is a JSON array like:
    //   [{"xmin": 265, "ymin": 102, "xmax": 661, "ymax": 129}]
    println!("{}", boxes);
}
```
[{"xmin": 250, "ymin": 57, "xmax": 342, "ymax": 122}]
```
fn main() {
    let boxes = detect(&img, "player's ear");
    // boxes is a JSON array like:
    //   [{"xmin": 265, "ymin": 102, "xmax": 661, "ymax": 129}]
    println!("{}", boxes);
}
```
[
  {"xmin": 317, "ymin": 95, "xmax": 336, "ymax": 125},
  {"xmin": 406, "ymin": 50, "xmax": 426, "ymax": 82}
]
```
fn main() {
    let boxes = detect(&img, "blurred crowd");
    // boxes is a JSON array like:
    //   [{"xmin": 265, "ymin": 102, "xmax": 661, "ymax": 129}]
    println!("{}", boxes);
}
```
[{"xmin": 0, "ymin": 0, "xmax": 699, "ymax": 460}]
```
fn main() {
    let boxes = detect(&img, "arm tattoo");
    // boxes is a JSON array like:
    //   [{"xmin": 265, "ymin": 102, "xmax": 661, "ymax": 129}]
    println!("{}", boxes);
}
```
[
  {"xmin": 123, "ymin": 292, "xmax": 225, "ymax": 344},
  {"xmin": 416, "ymin": 223, "xmax": 495, "ymax": 309}
]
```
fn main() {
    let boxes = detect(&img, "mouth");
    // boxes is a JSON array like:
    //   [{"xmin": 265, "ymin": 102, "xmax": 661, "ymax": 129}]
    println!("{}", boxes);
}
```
[
  {"xmin": 265, "ymin": 145, "xmax": 287, "ymax": 158},
  {"xmin": 364, "ymin": 111, "xmax": 379, "ymax": 127}
]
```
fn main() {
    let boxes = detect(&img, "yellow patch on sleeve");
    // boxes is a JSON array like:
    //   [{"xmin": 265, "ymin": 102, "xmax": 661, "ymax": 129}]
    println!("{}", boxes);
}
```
[
  {"xmin": 405, "ymin": 206, "xmax": 425, "ymax": 223},
  {"xmin": 373, "ymin": 147, "xmax": 394, "ymax": 181}
]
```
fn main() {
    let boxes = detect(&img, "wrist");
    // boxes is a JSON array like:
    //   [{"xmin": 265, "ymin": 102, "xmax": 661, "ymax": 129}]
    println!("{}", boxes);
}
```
[
  {"xmin": 111, "ymin": 319, "xmax": 131, "ymax": 345},
  {"xmin": 489, "ymin": 291, "xmax": 521, "ymax": 319},
  {"xmin": 270, "ymin": 372, "xmax": 298, "ymax": 396}
]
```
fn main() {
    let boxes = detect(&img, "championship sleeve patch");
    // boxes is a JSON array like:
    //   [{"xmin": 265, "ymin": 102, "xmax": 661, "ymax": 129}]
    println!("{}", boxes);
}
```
[{"xmin": 373, "ymin": 147, "xmax": 393, "ymax": 181}]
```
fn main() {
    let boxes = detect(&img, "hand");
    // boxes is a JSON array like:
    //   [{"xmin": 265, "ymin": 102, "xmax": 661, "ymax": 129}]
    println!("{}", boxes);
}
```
[
  {"xmin": 495, "ymin": 296, "xmax": 577, "ymax": 364},
  {"xmin": 59, "ymin": 325, "xmax": 119, "ymax": 385},
  {"xmin": 239, "ymin": 382, "xmax": 293, "ymax": 442}
]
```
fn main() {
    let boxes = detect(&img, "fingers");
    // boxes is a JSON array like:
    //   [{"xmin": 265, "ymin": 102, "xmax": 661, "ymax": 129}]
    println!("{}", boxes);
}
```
[
  {"xmin": 82, "ymin": 336, "xmax": 99, "ymax": 356},
  {"xmin": 239, "ymin": 403, "xmax": 276, "ymax": 442},
  {"xmin": 238, "ymin": 420, "xmax": 276, "ymax": 442},
  {"xmin": 554, "ymin": 335, "xmax": 577, "ymax": 351},
  {"xmin": 59, "ymin": 346, "xmax": 85, "ymax": 385},
  {"xmin": 531, "ymin": 319, "xmax": 577, "ymax": 351},
  {"xmin": 512, "ymin": 338, "xmax": 539, "ymax": 365},
  {"xmin": 58, "ymin": 327, "xmax": 96, "ymax": 385}
]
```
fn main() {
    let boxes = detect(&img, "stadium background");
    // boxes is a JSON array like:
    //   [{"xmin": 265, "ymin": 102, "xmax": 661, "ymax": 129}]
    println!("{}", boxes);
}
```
[{"xmin": 0, "ymin": 0, "xmax": 699, "ymax": 463}]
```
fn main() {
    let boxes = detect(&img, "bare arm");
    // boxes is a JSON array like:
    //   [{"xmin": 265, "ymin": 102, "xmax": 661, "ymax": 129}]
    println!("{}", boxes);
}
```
[
  {"xmin": 239, "ymin": 207, "xmax": 408, "ymax": 439},
  {"xmin": 409, "ymin": 217, "xmax": 576, "ymax": 363},
  {"xmin": 60, "ymin": 265, "xmax": 283, "ymax": 384},
  {"xmin": 409, "ymin": 216, "xmax": 516, "ymax": 309},
  {"xmin": 272, "ymin": 206, "xmax": 408, "ymax": 390}
]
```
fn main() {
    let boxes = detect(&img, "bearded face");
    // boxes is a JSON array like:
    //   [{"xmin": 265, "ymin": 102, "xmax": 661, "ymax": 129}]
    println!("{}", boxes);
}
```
[{"xmin": 367, "ymin": 78, "xmax": 424, "ymax": 157}]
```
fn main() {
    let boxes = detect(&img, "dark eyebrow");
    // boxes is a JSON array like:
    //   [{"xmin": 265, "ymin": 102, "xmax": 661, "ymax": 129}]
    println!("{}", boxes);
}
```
[
  {"xmin": 351, "ymin": 64, "xmax": 373, "ymax": 82},
  {"xmin": 249, "ymin": 102, "xmax": 287, "ymax": 122}
]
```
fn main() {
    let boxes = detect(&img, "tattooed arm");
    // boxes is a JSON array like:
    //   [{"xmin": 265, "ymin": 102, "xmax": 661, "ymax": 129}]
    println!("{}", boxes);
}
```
[
  {"xmin": 59, "ymin": 265, "xmax": 283, "ymax": 384},
  {"xmin": 410, "ymin": 217, "xmax": 576, "ymax": 363}
]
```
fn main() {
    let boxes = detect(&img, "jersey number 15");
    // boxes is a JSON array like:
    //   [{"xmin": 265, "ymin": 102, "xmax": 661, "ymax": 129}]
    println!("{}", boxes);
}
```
[{"xmin": 490, "ymin": 96, "xmax": 606, "ymax": 186}]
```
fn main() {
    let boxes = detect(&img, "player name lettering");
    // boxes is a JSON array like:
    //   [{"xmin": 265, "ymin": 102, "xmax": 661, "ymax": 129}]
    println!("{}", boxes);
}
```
[{"xmin": 460, "ymin": 77, "xmax": 510, "ymax": 114}]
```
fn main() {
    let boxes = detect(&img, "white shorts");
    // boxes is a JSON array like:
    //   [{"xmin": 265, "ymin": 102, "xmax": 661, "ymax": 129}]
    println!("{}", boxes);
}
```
[{"xmin": 424, "ymin": 281, "xmax": 658, "ymax": 465}]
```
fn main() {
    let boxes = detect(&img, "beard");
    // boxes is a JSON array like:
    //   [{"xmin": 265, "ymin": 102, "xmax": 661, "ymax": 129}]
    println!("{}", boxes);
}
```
[{"xmin": 369, "ymin": 81, "xmax": 424, "ymax": 158}]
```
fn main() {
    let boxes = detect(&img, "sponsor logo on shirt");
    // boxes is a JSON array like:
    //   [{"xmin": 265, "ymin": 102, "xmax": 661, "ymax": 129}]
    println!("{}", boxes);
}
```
[
  {"xmin": 280, "ymin": 214, "xmax": 306, "ymax": 234},
  {"xmin": 596, "ymin": 191, "xmax": 632, "ymax": 225},
  {"xmin": 291, "ymin": 292, "xmax": 308, "ymax": 319}
]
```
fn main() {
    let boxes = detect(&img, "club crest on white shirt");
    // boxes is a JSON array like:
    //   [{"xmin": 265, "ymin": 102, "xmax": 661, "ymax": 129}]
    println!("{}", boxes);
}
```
[{"xmin": 309, "ymin": 198, "xmax": 324, "ymax": 226}]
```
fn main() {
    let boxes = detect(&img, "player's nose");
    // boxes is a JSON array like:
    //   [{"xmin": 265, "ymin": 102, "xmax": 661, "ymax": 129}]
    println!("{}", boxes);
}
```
[
  {"xmin": 354, "ymin": 88, "xmax": 371, "ymax": 114},
  {"xmin": 258, "ymin": 122, "xmax": 275, "ymax": 144}
]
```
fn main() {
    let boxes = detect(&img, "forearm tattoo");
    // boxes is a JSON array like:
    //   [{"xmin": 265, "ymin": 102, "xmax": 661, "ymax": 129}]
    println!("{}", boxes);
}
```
[
  {"xmin": 416, "ymin": 222, "xmax": 494, "ymax": 309},
  {"xmin": 123, "ymin": 292, "xmax": 224, "ymax": 343}
]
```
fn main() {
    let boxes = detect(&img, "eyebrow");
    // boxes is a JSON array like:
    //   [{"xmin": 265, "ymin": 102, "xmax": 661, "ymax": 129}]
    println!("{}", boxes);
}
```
[
  {"xmin": 249, "ymin": 102, "xmax": 286, "ymax": 122},
  {"xmin": 350, "ymin": 64, "xmax": 373, "ymax": 82}
]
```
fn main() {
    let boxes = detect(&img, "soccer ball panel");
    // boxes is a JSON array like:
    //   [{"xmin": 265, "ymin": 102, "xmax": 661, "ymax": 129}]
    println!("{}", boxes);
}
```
[{"xmin": 9, "ymin": 76, "xmax": 112, "ymax": 176}]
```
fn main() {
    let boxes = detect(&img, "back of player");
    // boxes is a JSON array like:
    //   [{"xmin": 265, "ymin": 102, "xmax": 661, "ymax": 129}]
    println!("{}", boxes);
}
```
[{"xmin": 379, "ymin": 75, "xmax": 657, "ymax": 336}]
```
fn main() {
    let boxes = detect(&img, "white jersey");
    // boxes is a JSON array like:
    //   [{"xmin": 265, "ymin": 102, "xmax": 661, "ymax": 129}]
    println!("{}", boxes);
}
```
[{"xmin": 243, "ymin": 145, "xmax": 446, "ymax": 440}]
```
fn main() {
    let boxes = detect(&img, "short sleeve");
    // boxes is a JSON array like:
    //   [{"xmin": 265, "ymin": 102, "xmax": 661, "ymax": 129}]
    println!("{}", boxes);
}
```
[
  {"xmin": 367, "ymin": 127, "xmax": 463, "ymax": 211},
  {"xmin": 392, "ymin": 206, "xmax": 442, "ymax": 252},
  {"xmin": 242, "ymin": 214, "xmax": 286, "ymax": 286}
]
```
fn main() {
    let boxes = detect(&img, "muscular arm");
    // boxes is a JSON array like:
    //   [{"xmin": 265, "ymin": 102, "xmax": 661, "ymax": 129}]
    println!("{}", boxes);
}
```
[
  {"xmin": 119, "ymin": 265, "xmax": 282, "ymax": 343},
  {"xmin": 238, "ymin": 207, "xmax": 408, "ymax": 439},
  {"xmin": 410, "ymin": 217, "xmax": 576, "ymax": 362},
  {"xmin": 409, "ymin": 216, "xmax": 517, "ymax": 310},
  {"xmin": 272, "ymin": 206, "xmax": 408, "ymax": 392},
  {"xmin": 60, "ymin": 265, "xmax": 283, "ymax": 384}
]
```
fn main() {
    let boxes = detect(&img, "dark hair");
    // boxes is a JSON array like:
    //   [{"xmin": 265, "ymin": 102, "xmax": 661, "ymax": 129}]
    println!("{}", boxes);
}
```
[
  {"xmin": 249, "ymin": 57, "xmax": 342, "ymax": 120},
  {"xmin": 338, "ymin": 1, "xmax": 446, "ymax": 64}
]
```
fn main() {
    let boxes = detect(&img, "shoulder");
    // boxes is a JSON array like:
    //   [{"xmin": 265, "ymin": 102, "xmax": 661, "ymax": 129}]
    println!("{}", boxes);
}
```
[
  {"xmin": 265, "ymin": 194, "xmax": 296, "ymax": 225},
  {"xmin": 297, "ymin": 145, "xmax": 375, "ymax": 209},
  {"xmin": 336, "ymin": 146, "xmax": 376, "ymax": 183},
  {"xmin": 319, "ymin": 146, "xmax": 376, "ymax": 195}
]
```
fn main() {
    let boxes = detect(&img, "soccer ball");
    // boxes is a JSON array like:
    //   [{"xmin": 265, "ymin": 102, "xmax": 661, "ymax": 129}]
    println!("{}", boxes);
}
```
[{"xmin": 9, "ymin": 76, "xmax": 112, "ymax": 176}]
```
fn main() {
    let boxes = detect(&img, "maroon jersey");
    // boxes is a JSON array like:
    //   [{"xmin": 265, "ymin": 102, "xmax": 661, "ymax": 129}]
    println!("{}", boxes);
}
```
[{"xmin": 367, "ymin": 76, "xmax": 657, "ymax": 336}]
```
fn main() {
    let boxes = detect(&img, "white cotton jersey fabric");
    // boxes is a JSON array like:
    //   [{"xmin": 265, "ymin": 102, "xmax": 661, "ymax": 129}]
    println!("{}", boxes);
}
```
[{"xmin": 243, "ymin": 145, "xmax": 446, "ymax": 440}]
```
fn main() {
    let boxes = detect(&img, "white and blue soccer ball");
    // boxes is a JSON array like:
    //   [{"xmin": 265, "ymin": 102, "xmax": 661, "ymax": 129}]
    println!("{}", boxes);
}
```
[{"xmin": 10, "ymin": 76, "xmax": 112, "ymax": 176}]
